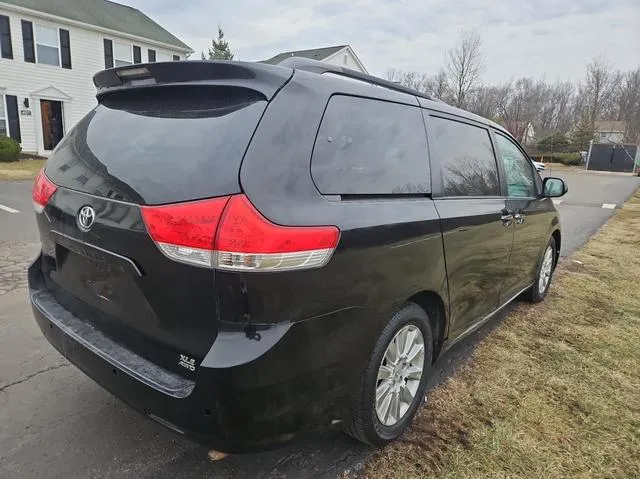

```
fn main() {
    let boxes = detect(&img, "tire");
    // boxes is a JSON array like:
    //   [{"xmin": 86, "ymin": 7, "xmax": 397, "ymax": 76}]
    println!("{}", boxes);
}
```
[
  {"xmin": 524, "ymin": 236, "xmax": 557, "ymax": 302},
  {"xmin": 344, "ymin": 303, "xmax": 433, "ymax": 446}
]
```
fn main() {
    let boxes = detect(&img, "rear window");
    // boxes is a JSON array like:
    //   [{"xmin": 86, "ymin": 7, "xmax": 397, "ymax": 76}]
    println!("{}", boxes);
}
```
[
  {"xmin": 45, "ymin": 86, "xmax": 266, "ymax": 205},
  {"xmin": 430, "ymin": 116, "xmax": 500, "ymax": 197},
  {"xmin": 311, "ymin": 95, "xmax": 429, "ymax": 195}
]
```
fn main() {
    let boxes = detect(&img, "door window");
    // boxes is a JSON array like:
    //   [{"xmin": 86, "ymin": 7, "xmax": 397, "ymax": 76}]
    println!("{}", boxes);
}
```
[
  {"xmin": 494, "ymin": 133, "xmax": 536, "ymax": 197},
  {"xmin": 430, "ymin": 116, "xmax": 500, "ymax": 197}
]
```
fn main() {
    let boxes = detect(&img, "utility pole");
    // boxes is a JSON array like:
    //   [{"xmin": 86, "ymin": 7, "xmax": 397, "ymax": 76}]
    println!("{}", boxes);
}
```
[{"xmin": 585, "ymin": 139, "xmax": 593, "ymax": 171}]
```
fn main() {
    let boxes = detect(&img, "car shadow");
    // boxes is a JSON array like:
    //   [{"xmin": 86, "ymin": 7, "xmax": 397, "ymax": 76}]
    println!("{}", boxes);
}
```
[{"xmin": 149, "ymin": 304, "xmax": 517, "ymax": 479}]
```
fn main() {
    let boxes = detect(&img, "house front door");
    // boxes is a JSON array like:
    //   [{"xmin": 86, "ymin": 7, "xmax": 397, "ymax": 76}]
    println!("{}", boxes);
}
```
[{"xmin": 40, "ymin": 99, "xmax": 64, "ymax": 150}]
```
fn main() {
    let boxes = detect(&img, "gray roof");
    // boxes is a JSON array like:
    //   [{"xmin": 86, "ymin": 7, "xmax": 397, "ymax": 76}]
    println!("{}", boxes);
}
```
[
  {"xmin": 263, "ymin": 45, "xmax": 347, "ymax": 65},
  {"xmin": 3, "ymin": 0, "xmax": 191, "ymax": 51},
  {"xmin": 595, "ymin": 120, "xmax": 627, "ymax": 133}
]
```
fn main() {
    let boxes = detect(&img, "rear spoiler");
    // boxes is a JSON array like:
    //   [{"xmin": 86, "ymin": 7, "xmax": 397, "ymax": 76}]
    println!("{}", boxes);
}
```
[{"xmin": 93, "ymin": 61, "xmax": 294, "ymax": 101}]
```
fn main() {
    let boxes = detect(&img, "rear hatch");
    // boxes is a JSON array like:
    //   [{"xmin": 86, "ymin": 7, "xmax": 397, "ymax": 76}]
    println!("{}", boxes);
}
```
[{"xmin": 34, "ymin": 63, "xmax": 291, "ymax": 377}]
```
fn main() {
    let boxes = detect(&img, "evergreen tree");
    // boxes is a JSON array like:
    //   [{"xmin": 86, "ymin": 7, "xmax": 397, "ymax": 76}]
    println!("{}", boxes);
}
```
[
  {"xmin": 537, "ymin": 132, "xmax": 570, "ymax": 153},
  {"xmin": 571, "ymin": 115, "xmax": 596, "ymax": 150},
  {"xmin": 202, "ymin": 27, "xmax": 234, "ymax": 60}
]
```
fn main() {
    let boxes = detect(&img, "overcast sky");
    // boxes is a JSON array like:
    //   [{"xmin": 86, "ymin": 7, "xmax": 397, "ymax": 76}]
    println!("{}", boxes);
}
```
[{"xmin": 125, "ymin": 0, "xmax": 640, "ymax": 84}]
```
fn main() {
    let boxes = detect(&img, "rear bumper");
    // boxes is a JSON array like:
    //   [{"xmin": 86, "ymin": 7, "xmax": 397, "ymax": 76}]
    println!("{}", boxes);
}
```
[{"xmin": 28, "ymin": 255, "xmax": 372, "ymax": 452}]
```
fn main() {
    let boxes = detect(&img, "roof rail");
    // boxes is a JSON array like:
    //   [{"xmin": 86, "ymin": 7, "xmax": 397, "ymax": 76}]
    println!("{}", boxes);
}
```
[{"xmin": 277, "ymin": 56, "xmax": 435, "ymax": 102}]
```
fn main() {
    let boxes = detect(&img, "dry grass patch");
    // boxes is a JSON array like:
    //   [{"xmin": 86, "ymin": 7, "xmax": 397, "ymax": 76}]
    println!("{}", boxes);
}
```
[
  {"xmin": 364, "ymin": 191, "xmax": 640, "ymax": 479},
  {"xmin": 0, "ymin": 159, "xmax": 46, "ymax": 180}
]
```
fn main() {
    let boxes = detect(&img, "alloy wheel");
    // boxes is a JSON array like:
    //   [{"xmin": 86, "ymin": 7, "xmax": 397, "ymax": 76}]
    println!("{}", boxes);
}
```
[
  {"xmin": 375, "ymin": 324, "xmax": 425, "ymax": 426},
  {"xmin": 538, "ymin": 246, "xmax": 554, "ymax": 293}
]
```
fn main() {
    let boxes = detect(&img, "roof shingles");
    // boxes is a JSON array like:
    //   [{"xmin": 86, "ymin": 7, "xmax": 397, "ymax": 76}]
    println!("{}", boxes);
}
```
[
  {"xmin": 595, "ymin": 120, "xmax": 627, "ymax": 133},
  {"xmin": 263, "ymin": 45, "xmax": 347, "ymax": 65},
  {"xmin": 2, "ymin": 0, "xmax": 191, "ymax": 51}
]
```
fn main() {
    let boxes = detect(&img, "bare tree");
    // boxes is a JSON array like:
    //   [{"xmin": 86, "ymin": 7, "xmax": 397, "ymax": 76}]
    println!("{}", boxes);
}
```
[
  {"xmin": 384, "ymin": 69, "xmax": 449, "ymax": 99},
  {"xmin": 583, "ymin": 58, "xmax": 621, "ymax": 124},
  {"xmin": 385, "ymin": 69, "xmax": 400, "ymax": 82},
  {"xmin": 401, "ymin": 72, "xmax": 433, "ymax": 93},
  {"xmin": 466, "ymin": 85, "xmax": 500, "ymax": 119},
  {"xmin": 546, "ymin": 82, "xmax": 576, "ymax": 133},
  {"xmin": 432, "ymin": 69, "xmax": 449, "ymax": 100},
  {"xmin": 614, "ymin": 68, "xmax": 640, "ymax": 142},
  {"xmin": 446, "ymin": 30, "xmax": 484, "ymax": 108},
  {"xmin": 382, "ymin": 55, "xmax": 639, "ymax": 147}
]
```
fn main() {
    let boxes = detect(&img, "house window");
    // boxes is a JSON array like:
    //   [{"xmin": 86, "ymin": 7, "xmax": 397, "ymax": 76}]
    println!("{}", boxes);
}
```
[
  {"xmin": 155, "ymin": 51, "xmax": 171, "ymax": 62},
  {"xmin": 0, "ymin": 15, "xmax": 13, "ymax": 59},
  {"xmin": 0, "ymin": 95, "xmax": 7, "ymax": 136},
  {"xmin": 133, "ymin": 45, "xmax": 141, "ymax": 63},
  {"xmin": 113, "ymin": 42, "xmax": 132, "ymax": 66},
  {"xmin": 35, "ymin": 24, "xmax": 60, "ymax": 66}
]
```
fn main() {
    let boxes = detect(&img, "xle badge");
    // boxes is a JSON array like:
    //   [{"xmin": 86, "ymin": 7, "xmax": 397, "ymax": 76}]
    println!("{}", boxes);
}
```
[{"xmin": 178, "ymin": 354, "xmax": 196, "ymax": 371}]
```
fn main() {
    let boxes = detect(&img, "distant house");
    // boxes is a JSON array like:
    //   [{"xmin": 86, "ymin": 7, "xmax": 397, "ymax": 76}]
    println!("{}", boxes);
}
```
[
  {"xmin": 505, "ymin": 120, "xmax": 536, "ymax": 146},
  {"xmin": 0, "ymin": 0, "xmax": 192, "ymax": 155},
  {"xmin": 594, "ymin": 120, "xmax": 627, "ymax": 144},
  {"xmin": 263, "ymin": 45, "xmax": 367, "ymax": 74}
]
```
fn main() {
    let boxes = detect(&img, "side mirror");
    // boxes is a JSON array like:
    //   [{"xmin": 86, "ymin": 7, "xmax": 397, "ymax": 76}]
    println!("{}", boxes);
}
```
[{"xmin": 543, "ymin": 177, "xmax": 567, "ymax": 198}]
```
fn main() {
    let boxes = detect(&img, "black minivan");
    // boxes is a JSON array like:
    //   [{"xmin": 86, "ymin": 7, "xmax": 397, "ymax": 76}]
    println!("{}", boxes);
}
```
[{"xmin": 29, "ymin": 58, "xmax": 567, "ymax": 452}]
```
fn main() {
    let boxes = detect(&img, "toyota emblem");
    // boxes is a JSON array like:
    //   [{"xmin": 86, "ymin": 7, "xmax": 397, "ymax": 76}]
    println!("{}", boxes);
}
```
[{"xmin": 77, "ymin": 206, "xmax": 96, "ymax": 231}]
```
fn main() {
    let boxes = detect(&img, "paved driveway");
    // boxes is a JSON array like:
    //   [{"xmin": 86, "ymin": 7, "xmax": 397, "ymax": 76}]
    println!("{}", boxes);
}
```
[
  {"xmin": 0, "ymin": 171, "xmax": 638, "ymax": 478},
  {"xmin": 539, "ymin": 169, "xmax": 639, "ymax": 256}
]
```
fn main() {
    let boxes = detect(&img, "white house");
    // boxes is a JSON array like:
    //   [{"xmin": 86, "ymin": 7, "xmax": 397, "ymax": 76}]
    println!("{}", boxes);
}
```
[
  {"xmin": 263, "ymin": 45, "xmax": 368, "ymax": 74},
  {"xmin": 594, "ymin": 120, "xmax": 627, "ymax": 144},
  {"xmin": 0, "ymin": 0, "xmax": 192, "ymax": 156}
]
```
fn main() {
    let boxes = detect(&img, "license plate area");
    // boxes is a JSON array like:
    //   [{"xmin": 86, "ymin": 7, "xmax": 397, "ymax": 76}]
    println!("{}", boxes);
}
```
[
  {"xmin": 51, "ymin": 244, "xmax": 127, "ymax": 313},
  {"xmin": 48, "ymin": 232, "xmax": 146, "ymax": 323},
  {"xmin": 51, "ymin": 230, "xmax": 143, "ymax": 277}
]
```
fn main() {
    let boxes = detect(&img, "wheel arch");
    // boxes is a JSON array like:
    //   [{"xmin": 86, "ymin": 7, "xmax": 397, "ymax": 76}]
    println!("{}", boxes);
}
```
[
  {"xmin": 551, "ymin": 229, "xmax": 561, "ymax": 265},
  {"xmin": 407, "ymin": 291, "xmax": 447, "ymax": 361}
]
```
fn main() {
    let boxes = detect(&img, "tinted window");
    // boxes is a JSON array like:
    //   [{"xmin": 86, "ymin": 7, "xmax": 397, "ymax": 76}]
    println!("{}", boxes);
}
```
[
  {"xmin": 45, "ymin": 86, "xmax": 266, "ymax": 205},
  {"xmin": 311, "ymin": 95, "xmax": 429, "ymax": 195},
  {"xmin": 430, "ymin": 116, "xmax": 500, "ymax": 197},
  {"xmin": 494, "ymin": 133, "xmax": 535, "ymax": 197}
]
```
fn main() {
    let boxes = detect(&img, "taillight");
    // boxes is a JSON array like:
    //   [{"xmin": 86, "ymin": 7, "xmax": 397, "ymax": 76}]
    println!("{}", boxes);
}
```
[
  {"xmin": 140, "ymin": 196, "xmax": 230, "ymax": 267},
  {"xmin": 32, "ymin": 169, "xmax": 57, "ymax": 213},
  {"xmin": 141, "ymin": 194, "xmax": 340, "ymax": 271},
  {"xmin": 214, "ymin": 195, "xmax": 340, "ymax": 271}
]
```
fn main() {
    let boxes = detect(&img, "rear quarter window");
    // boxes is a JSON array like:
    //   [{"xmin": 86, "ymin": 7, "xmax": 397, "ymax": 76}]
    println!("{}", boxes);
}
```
[{"xmin": 311, "ymin": 95, "xmax": 430, "ymax": 195}]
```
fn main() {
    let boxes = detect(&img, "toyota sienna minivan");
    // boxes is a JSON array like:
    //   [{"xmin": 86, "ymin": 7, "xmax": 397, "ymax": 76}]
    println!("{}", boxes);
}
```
[{"xmin": 29, "ymin": 58, "xmax": 567, "ymax": 452}]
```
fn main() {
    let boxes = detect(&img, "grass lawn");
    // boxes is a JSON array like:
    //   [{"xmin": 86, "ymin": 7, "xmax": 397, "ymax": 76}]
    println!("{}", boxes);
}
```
[
  {"xmin": 363, "ymin": 191, "xmax": 640, "ymax": 478},
  {"xmin": 0, "ymin": 159, "xmax": 46, "ymax": 180}
]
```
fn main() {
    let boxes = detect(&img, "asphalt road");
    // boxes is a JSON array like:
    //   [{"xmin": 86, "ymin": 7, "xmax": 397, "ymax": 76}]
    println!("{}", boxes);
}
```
[{"xmin": 0, "ymin": 170, "xmax": 638, "ymax": 479}]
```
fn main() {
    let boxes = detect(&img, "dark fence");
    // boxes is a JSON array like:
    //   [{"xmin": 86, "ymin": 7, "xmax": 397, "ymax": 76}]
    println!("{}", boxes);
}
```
[{"xmin": 586, "ymin": 143, "xmax": 638, "ymax": 173}]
